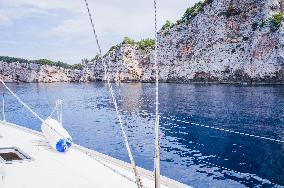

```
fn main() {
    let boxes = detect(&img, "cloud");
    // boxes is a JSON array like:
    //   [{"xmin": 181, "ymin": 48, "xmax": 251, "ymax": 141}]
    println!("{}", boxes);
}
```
[
  {"xmin": 0, "ymin": 6, "xmax": 54, "ymax": 27},
  {"xmin": 1, "ymin": 0, "xmax": 81, "ymax": 12},
  {"xmin": 0, "ymin": 11, "xmax": 11, "ymax": 26},
  {"xmin": 0, "ymin": 0, "xmax": 199, "ymax": 63},
  {"xmin": 46, "ymin": 18, "xmax": 90, "ymax": 39}
]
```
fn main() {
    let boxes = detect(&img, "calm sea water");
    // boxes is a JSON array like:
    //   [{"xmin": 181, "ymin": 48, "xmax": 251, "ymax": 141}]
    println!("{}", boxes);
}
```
[{"xmin": 0, "ymin": 82, "xmax": 283, "ymax": 187}]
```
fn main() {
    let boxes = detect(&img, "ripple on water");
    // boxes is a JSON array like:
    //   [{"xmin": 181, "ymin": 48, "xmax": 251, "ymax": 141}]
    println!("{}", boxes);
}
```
[{"xmin": 1, "ymin": 82, "xmax": 284, "ymax": 187}]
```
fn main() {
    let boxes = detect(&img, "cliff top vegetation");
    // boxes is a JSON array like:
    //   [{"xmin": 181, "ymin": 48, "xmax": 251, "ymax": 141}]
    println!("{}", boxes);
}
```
[{"xmin": 0, "ymin": 56, "xmax": 84, "ymax": 70}]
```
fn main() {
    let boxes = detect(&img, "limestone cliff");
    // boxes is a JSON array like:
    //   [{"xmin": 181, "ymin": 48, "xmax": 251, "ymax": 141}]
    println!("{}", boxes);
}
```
[
  {"xmin": 0, "ymin": 60, "xmax": 83, "ymax": 83},
  {"xmin": 85, "ymin": 0, "xmax": 284, "ymax": 83},
  {"xmin": 156, "ymin": 0, "xmax": 284, "ymax": 82},
  {"xmin": 81, "ymin": 43, "xmax": 154, "ymax": 82}
]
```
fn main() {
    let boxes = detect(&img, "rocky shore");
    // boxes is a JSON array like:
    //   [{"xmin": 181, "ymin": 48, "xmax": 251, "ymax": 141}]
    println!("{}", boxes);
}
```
[
  {"xmin": 0, "ymin": 59, "xmax": 83, "ymax": 83},
  {"xmin": 1, "ymin": 0, "xmax": 284, "ymax": 83}
]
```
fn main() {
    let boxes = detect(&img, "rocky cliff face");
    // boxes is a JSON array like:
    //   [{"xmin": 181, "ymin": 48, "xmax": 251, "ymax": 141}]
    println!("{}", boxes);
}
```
[
  {"xmin": 0, "ymin": 61, "xmax": 83, "ymax": 82},
  {"xmin": 156, "ymin": 0, "xmax": 284, "ymax": 82},
  {"xmin": 82, "ymin": 44, "xmax": 154, "ymax": 82},
  {"xmin": 1, "ymin": 0, "xmax": 284, "ymax": 83},
  {"xmin": 85, "ymin": 0, "xmax": 284, "ymax": 83}
]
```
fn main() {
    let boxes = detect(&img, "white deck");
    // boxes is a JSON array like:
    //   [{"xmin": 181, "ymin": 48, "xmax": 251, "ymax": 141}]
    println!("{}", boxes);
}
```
[{"xmin": 0, "ymin": 121, "xmax": 190, "ymax": 188}]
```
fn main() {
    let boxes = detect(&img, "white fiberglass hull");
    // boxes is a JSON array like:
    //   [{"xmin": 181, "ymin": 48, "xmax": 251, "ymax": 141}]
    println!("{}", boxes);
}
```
[{"xmin": 0, "ymin": 121, "xmax": 190, "ymax": 188}]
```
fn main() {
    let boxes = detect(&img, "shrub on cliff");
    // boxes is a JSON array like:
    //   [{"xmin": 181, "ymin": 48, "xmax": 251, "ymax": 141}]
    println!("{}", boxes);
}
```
[
  {"xmin": 250, "ymin": 13, "xmax": 283, "ymax": 33},
  {"xmin": 182, "ymin": 1, "xmax": 205, "ymax": 21},
  {"xmin": 176, "ymin": 19, "xmax": 185, "ymax": 25},
  {"xmin": 71, "ymin": 64, "xmax": 84, "ymax": 70},
  {"xmin": 181, "ymin": 0, "xmax": 213, "ymax": 22},
  {"xmin": 109, "ymin": 44, "xmax": 122, "ymax": 52},
  {"xmin": 161, "ymin": 20, "xmax": 174, "ymax": 30},
  {"xmin": 33, "ymin": 59, "xmax": 84, "ymax": 70},
  {"xmin": 161, "ymin": 0, "xmax": 211, "ymax": 28},
  {"xmin": 34, "ymin": 59, "xmax": 55, "ymax": 66},
  {"xmin": 119, "ymin": 37, "xmax": 155, "ymax": 50},
  {"xmin": 122, "ymin": 37, "xmax": 135, "ymax": 45},
  {"xmin": 137, "ymin": 38, "xmax": 155, "ymax": 50},
  {"xmin": 270, "ymin": 13, "xmax": 284, "ymax": 32},
  {"xmin": 91, "ymin": 54, "xmax": 102, "ymax": 62}
]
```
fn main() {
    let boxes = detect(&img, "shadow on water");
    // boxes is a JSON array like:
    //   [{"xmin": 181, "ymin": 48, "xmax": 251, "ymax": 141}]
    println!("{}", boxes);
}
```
[{"xmin": 0, "ymin": 82, "xmax": 283, "ymax": 187}]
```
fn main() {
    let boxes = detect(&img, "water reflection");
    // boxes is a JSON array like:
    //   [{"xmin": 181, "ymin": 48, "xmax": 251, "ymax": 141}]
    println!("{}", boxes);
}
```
[
  {"xmin": 119, "ymin": 83, "xmax": 143, "ymax": 113},
  {"xmin": 0, "ymin": 82, "xmax": 283, "ymax": 187}
]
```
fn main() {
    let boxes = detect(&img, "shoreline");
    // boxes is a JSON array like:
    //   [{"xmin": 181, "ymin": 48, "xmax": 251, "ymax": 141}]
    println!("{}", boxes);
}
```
[{"xmin": 2, "ymin": 80, "xmax": 284, "ymax": 86}]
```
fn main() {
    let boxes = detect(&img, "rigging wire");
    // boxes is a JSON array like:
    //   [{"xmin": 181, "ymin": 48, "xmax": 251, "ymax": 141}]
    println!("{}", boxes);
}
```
[
  {"xmin": 164, "ymin": 118, "xmax": 284, "ymax": 144},
  {"xmin": 82, "ymin": 0, "xmax": 143, "ymax": 187},
  {"xmin": 0, "ymin": 79, "xmax": 45, "ymax": 123},
  {"xmin": 0, "ymin": 79, "xmax": 67, "ymax": 138},
  {"xmin": 48, "ymin": 99, "xmax": 63, "ymax": 124},
  {"xmin": 118, "ymin": 109, "xmax": 283, "ymax": 186},
  {"xmin": 120, "ymin": 108, "xmax": 284, "ymax": 144},
  {"xmin": 153, "ymin": 0, "xmax": 161, "ymax": 187}
]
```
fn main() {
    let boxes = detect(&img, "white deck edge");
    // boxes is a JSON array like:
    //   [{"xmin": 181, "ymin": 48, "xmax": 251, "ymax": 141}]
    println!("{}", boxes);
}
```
[{"xmin": 0, "ymin": 121, "xmax": 191, "ymax": 188}]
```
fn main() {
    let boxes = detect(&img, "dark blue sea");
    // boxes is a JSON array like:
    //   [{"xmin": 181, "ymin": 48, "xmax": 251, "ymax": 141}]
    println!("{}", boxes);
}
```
[{"xmin": 0, "ymin": 82, "xmax": 283, "ymax": 187}]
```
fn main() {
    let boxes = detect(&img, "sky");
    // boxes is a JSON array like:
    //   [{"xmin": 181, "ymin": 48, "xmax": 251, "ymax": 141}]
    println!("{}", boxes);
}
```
[{"xmin": 0, "ymin": 0, "xmax": 199, "ymax": 64}]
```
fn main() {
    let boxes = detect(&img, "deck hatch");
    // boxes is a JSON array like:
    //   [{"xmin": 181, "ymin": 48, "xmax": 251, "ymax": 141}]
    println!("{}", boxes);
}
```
[{"xmin": 0, "ymin": 147, "xmax": 32, "ymax": 163}]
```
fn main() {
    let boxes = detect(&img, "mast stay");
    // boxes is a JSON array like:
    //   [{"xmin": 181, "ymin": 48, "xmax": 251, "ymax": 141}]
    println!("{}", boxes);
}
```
[
  {"xmin": 153, "ymin": 0, "xmax": 161, "ymax": 187},
  {"xmin": 82, "ymin": 0, "xmax": 143, "ymax": 187}
]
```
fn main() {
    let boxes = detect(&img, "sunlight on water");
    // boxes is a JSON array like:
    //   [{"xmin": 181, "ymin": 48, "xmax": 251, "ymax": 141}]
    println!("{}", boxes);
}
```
[{"xmin": 0, "ymin": 82, "xmax": 283, "ymax": 187}]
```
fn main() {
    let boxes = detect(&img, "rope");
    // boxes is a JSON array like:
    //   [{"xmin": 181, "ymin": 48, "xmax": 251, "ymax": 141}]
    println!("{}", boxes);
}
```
[
  {"xmin": 163, "ymin": 118, "xmax": 284, "ymax": 144},
  {"xmin": 120, "ymin": 109, "xmax": 284, "ymax": 144},
  {"xmin": 48, "ymin": 99, "xmax": 63, "ymax": 124},
  {"xmin": 191, "ymin": 157, "xmax": 282, "ymax": 187},
  {"xmin": 121, "ymin": 109, "xmax": 284, "ymax": 186},
  {"xmin": 82, "ymin": 1, "xmax": 143, "ymax": 187},
  {"xmin": 56, "ymin": 99, "xmax": 63, "ymax": 124},
  {"xmin": 82, "ymin": 150, "xmax": 141, "ymax": 186},
  {"xmin": 0, "ymin": 79, "xmax": 45, "ymax": 122},
  {"xmin": 153, "ymin": 0, "xmax": 160, "ymax": 188},
  {"xmin": 48, "ymin": 103, "xmax": 57, "ymax": 118},
  {"xmin": 126, "ymin": 108, "xmax": 284, "ymax": 144},
  {"xmin": 0, "ymin": 79, "xmax": 67, "ymax": 139}
]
